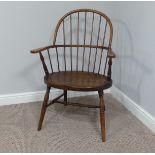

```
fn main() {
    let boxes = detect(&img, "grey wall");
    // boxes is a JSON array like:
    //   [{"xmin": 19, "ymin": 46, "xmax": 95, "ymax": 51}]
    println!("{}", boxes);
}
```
[
  {"xmin": 0, "ymin": 1, "xmax": 114, "ymax": 95},
  {"xmin": 1, "ymin": 2, "xmax": 155, "ymax": 118},
  {"xmin": 111, "ymin": 2, "xmax": 155, "ymax": 117}
]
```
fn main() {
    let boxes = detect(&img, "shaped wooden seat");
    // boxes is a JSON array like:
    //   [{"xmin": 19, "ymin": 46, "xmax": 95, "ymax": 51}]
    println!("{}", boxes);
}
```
[
  {"xmin": 45, "ymin": 71, "xmax": 112, "ymax": 91},
  {"xmin": 31, "ymin": 9, "xmax": 116, "ymax": 142}
]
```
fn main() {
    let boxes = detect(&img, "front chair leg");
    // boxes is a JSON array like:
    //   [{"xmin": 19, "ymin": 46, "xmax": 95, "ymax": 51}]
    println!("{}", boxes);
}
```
[
  {"xmin": 98, "ymin": 90, "xmax": 106, "ymax": 142},
  {"xmin": 38, "ymin": 86, "xmax": 51, "ymax": 131}
]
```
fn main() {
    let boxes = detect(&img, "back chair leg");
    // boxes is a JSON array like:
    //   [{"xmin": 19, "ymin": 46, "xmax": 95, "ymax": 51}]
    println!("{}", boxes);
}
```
[
  {"xmin": 64, "ymin": 90, "xmax": 67, "ymax": 106},
  {"xmin": 38, "ymin": 86, "xmax": 51, "ymax": 131},
  {"xmin": 98, "ymin": 90, "xmax": 106, "ymax": 142}
]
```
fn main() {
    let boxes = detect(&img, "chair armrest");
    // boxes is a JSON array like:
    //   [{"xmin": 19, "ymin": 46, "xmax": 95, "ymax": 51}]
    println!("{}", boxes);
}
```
[
  {"xmin": 108, "ymin": 49, "xmax": 116, "ymax": 58},
  {"xmin": 30, "ymin": 45, "xmax": 55, "ymax": 54}
]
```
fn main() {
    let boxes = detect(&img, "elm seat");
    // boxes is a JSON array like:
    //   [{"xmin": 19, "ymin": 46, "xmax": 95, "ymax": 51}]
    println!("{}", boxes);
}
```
[{"xmin": 44, "ymin": 71, "xmax": 112, "ymax": 91}]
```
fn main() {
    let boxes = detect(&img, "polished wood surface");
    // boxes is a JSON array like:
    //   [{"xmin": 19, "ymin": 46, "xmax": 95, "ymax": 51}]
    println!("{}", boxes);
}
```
[
  {"xmin": 31, "ymin": 9, "xmax": 116, "ymax": 142},
  {"xmin": 44, "ymin": 71, "xmax": 112, "ymax": 91},
  {"xmin": 53, "ymin": 9, "xmax": 113, "ymax": 47},
  {"xmin": 38, "ymin": 86, "xmax": 51, "ymax": 131},
  {"xmin": 98, "ymin": 90, "xmax": 106, "ymax": 142}
]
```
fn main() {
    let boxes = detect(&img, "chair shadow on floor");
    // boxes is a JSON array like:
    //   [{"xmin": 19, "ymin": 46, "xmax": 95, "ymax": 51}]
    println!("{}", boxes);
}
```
[{"xmin": 42, "ymin": 93, "xmax": 129, "ymax": 139}]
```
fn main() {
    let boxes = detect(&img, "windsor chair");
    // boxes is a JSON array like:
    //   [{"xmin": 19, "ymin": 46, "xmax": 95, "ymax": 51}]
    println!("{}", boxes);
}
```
[{"xmin": 31, "ymin": 9, "xmax": 116, "ymax": 142}]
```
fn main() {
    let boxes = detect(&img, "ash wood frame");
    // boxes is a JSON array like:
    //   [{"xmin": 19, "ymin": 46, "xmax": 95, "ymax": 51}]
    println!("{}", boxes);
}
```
[{"xmin": 31, "ymin": 9, "xmax": 116, "ymax": 142}]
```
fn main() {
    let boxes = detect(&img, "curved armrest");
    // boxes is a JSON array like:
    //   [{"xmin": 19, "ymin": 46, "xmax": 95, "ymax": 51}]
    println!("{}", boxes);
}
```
[
  {"xmin": 31, "ymin": 45, "xmax": 55, "ymax": 54},
  {"xmin": 31, "ymin": 44, "xmax": 110, "ymax": 54},
  {"xmin": 108, "ymin": 49, "xmax": 116, "ymax": 58}
]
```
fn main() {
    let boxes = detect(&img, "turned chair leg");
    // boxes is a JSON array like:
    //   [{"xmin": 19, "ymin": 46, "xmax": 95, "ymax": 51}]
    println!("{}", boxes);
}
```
[
  {"xmin": 38, "ymin": 86, "xmax": 51, "ymax": 131},
  {"xmin": 98, "ymin": 90, "xmax": 106, "ymax": 142},
  {"xmin": 64, "ymin": 90, "xmax": 67, "ymax": 106}
]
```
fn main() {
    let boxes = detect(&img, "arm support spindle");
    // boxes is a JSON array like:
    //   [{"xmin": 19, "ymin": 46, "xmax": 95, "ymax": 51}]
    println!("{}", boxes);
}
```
[
  {"xmin": 39, "ymin": 52, "xmax": 49, "ymax": 76},
  {"xmin": 107, "ymin": 57, "xmax": 112, "ymax": 80}
]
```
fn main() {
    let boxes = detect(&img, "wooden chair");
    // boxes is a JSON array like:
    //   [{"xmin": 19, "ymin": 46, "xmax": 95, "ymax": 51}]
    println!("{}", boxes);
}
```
[{"xmin": 31, "ymin": 9, "xmax": 116, "ymax": 142}]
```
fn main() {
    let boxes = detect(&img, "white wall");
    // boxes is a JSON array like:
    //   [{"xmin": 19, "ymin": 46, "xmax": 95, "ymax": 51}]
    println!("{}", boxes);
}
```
[
  {"xmin": 111, "ymin": 2, "xmax": 155, "ymax": 117},
  {"xmin": 0, "ymin": 1, "xmax": 114, "ymax": 95}
]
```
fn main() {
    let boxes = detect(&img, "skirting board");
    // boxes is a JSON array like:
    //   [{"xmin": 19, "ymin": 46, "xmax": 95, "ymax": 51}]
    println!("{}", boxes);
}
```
[
  {"xmin": 0, "ymin": 88, "xmax": 110, "ymax": 106},
  {"xmin": 111, "ymin": 86, "xmax": 155, "ymax": 134},
  {"xmin": 0, "ymin": 86, "xmax": 155, "ymax": 134}
]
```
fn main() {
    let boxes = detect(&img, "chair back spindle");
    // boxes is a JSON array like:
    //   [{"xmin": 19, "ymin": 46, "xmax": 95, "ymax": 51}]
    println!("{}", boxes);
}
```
[
  {"xmin": 76, "ymin": 12, "xmax": 80, "ymax": 71},
  {"xmin": 40, "ymin": 9, "xmax": 113, "ymax": 78},
  {"xmin": 62, "ymin": 20, "xmax": 66, "ymax": 71},
  {"xmin": 55, "ymin": 47, "xmax": 60, "ymax": 72},
  {"xmin": 88, "ymin": 12, "xmax": 94, "ymax": 72},
  {"xmin": 93, "ymin": 15, "xmax": 101, "ymax": 73},
  {"xmin": 99, "ymin": 21, "xmax": 107, "ymax": 75},
  {"xmin": 70, "ymin": 14, "xmax": 73, "ymax": 71},
  {"xmin": 82, "ymin": 12, "xmax": 87, "ymax": 72},
  {"xmin": 47, "ymin": 49, "xmax": 53, "ymax": 73}
]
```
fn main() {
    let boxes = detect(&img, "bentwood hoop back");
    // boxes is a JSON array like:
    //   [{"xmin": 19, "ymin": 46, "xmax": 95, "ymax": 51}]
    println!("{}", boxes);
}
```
[{"xmin": 31, "ymin": 9, "xmax": 116, "ymax": 142}]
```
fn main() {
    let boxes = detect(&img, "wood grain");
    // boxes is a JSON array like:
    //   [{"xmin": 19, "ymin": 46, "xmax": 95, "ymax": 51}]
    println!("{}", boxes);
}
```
[
  {"xmin": 44, "ymin": 71, "xmax": 112, "ymax": 91},
  {"xmin": 31, "ymin": 9, "xmax": 116, "ymax": 142}
]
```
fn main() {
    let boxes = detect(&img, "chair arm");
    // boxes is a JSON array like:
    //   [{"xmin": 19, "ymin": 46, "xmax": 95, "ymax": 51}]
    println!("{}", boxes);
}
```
[
  {"xmin": 30, "ymin": 45, "xmax": 55, "ymax": 54},
  {"xmin": 108, "ymin": 49, "xmax": 116, "ymax": 58}
]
